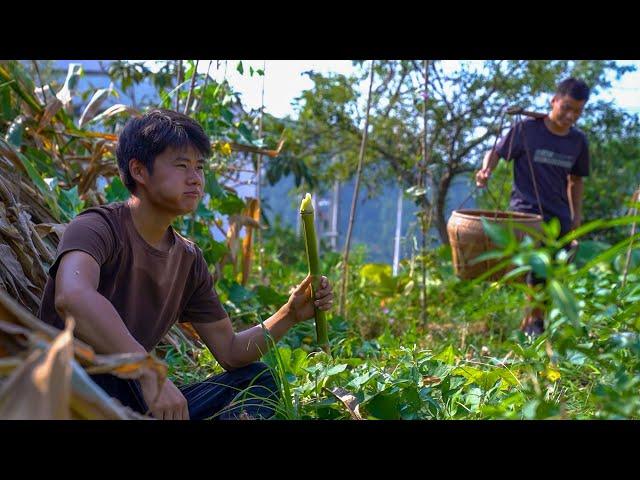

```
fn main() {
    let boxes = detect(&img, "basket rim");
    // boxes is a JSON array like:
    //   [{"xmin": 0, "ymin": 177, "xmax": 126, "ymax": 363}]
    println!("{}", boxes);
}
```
[{"xmin": 450, "ymin": 209, "xmax": 542, "ymax": 223}]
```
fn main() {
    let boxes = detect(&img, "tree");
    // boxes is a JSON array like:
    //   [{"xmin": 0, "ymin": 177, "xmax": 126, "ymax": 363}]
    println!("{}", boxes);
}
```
[
  {"xmin": 277, "ymin": 60, "xmax": 635, "ymax": 244},
  {"xmin": 578, "ymin": 104, "xmax": 640, "ymax": 242},
  {"xmin": 475, "ymin": 99, "xmax": 640, "ymax": 244}
]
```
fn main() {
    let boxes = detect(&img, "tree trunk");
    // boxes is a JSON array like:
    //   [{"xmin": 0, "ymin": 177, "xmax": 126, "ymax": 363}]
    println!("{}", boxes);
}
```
[
  {"xmin": 435, "ymin": 171, "xmax": 453, "ymax": 244},
  {"xmin": 339, "ymin": 60, "xmax": 375, "ymax": 318}
]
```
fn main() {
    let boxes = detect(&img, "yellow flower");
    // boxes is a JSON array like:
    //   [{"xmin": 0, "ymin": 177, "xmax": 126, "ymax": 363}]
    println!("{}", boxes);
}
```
[
  {"xmin": 221, "ymin": 142, "xmax": 232, "ymax": 156},
  {"xmin": 544, "ymin": 366, "xmax": 561, "ymax": 382}
]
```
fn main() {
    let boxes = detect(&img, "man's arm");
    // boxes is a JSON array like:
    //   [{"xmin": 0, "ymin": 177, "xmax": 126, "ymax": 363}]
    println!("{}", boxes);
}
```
[
  {"xmin": 54, "ymin": 251, "xmax": 189, "ymax": 420},
  {"xmin": 55, "ymin": 251, "xmax": 147, "ymax": 355},
  {"xmin": 190, "ymin": 306, "xmax": 295, "ymax": 371},
  {"xmin": 475, "ymin": 149, "xmax": 501, "ymax": 188},
  {"xmin": 192, "ymin": 275, "xmax": 333, "ymax": 370},
  {"xmin": 567, "ymin": 174, "xmax": 584, "ymax": 230}
]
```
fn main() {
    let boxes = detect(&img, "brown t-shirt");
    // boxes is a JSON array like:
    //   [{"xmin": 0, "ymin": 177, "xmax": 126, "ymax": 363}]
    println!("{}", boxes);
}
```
[{"xmin": 38, "ymin": 202, "xmax": 227, "ymax": 351}]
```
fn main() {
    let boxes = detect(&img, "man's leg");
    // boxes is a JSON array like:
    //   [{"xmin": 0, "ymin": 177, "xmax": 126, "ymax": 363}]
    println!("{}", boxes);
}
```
[
  {"xmin": 180, "ymin": 362, "xmax": 279, "ymax": 420},
  {"xmin": 521, "ymin": 230, "xmax": 577, "ymax": 337},
  {"xmin": 521, "ymin": 271, "xmax": 546, "ymax": 336},
  {"xmin": 90, "ymin": 373, "xmax": 149, "ymax": 415}
]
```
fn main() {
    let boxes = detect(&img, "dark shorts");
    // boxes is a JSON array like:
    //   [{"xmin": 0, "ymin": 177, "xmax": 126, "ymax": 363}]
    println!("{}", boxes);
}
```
[{"xmin": 91, "ymin": 361, "xmax": 279, "ymax": 420}]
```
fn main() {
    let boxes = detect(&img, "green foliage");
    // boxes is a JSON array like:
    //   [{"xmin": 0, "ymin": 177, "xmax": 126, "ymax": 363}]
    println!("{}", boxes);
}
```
[
  {"xmin": 168, "ymin": 214, "xmax": 640, "ymax": 419},
  {"xmin": 476, "ymin": 104, "xmax": 640, "ymax": 246},
  {"xmin": 4, "ymin": 60, "xmax": 640, "ymax": 420},
  {"xmin": 278, "ymin": 60, "xmax": 636, "ymax": 244}
]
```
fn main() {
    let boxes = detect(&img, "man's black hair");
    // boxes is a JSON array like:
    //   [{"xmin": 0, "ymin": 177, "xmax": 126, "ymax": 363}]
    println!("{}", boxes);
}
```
[
  {"xmin": 556, "ymin": 77, "xmax": 591, "ymax": 102},
  {"xmin": 116, "ymin": 108, "xmax": 211, "ymax": 193}
]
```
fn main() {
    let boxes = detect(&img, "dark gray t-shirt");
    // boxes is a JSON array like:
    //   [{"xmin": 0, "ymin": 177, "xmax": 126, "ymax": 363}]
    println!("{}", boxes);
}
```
[{"xmin": 495, "ymin": 118, "xmax": 590, "ymax": 234}]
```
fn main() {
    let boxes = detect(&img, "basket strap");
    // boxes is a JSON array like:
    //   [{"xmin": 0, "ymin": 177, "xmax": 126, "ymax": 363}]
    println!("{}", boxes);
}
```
[
  {"xmin": 457, "ymin": 184, "xmax": 477, "ymax": 210},
  {"xmin": 517, "ymin": 113, "xmax": 544, "ymax": 217},
  {"xmin": 490, "ymin": 113, "xmax": 519, "ymax": 219},
  {"xmin": 459, "ymin": 107, "xmax": 509, "ymax": 212}
]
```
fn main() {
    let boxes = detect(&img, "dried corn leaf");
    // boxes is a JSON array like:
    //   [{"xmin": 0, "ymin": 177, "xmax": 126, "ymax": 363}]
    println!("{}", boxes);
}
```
[
  {"xmin": 63, "ymin": 129, "xmax": 118, "ymax": 142},
  {"xmin": 0, "ymin": 357, "xmax": 22, "ymax": 376},
  {"xmin": 176, "ymin": 322, "xmax": 202, "ymax": 346},
  {"xmin": 326, "ymin": 386, "xmax": 363, "ymax": 420},
  {"xmin": 0, "ymin": 318, "xmax": 144, "ymax": 419},
  {"xmin": 55, "ymin": 63, "xmax": 83, "ymax": 110},
  {"xmin": 86, "ymin": 352, "xmax": 167, "ymax": 382},
  {"xmin": 78, "ymin": 85, "xmax": 114, "ymax": 128},
  {"xmin": 0, "ymin": 244, "xmax": 36, "ymax": 290},
  {"xmin": 0, "ymin": 138, "xmax": 26, "ymax": 176},
  {"xmin": 0, "ymin": 287, "xmax": 96, "ymax": 364},
  {"xmin": 0, "ymin": 318, "xmax": 74, "ymax": 419},
  {"xmin": 33, "ymin": 222, "xmax": 66, "ymax": 240},
  {"xmin": 29, "ymin": 221, "xmax": 55, "ymax": 264},
  {"xmin": 0, "ymin": 294, "xmax": 161, "ymax": 419},
  {"xmin": 0, "ymin": 178, "xmax": 17, "ymax": 206},
  {"xmin": 0, "ymin": 207, "xmax": 21, "ymax": 240},
  {"xmin": 68, "ymin": 359, "xmax": 145, "ymax": 420},
  {"xmin": 226, "ymin": 137, "xmax": 285, "ymax": 158},
  {"xmin": 37, "ymin": 96, "xmax": 63, "ymax": 132},
  {"xmin": 89, "ymin": 103, "xmax": 140, "ymax": 125}
]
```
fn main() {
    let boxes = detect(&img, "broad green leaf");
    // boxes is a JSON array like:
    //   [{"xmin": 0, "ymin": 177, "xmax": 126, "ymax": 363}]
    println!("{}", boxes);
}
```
[
  {"xmin": 237, "ymin": 122, "xmax": 254, "ymax": 142},
  {"xmin": 220, "ymin": 107, "xmax": 234, "ymax": 124},
  {"xmin": 203, "ymin": 239, "xmax": 229, "ymax": 265},
  {"xmin": 4, "ymin": 116, "xmax": 25, "ymax": 148},
  {"xmin": 221, "ymin": 280, "xmax": 255, "ymax": 304},
  {"xmin": 541, "ymin": 217, "xmax": 561, "ymax": 239},
  {"xmin": 215, "ymin": 193, "xmax": 245, "ymax": 215},
  {"xmin": 364, "ymin": 391, "xmax": 401, "ymax": 420},
  {"xmin": 347, "ymin": 371, "xmax": 378, "ymax": 389},
  {"xmin": 549, "ymin": 279, "xmax": 579, "ymax": 326},
  {"xmin": 324, "ymin": 364, "xmax": 347, "ymax": 377},
  {"xmin": 205, "ymin": 171, "xmax": 226, "ymax": 199},
  {"xmin": 104, "ymin": 176, "xmax": 131, "ymax": 203},
  {"xmin": 574, "ymin": 240, "xmax": 611, "ymax": 266},
  {"xmin": 57, "ymin": 185, "xmax": 85, "ymax": 219},
  {"xmin": 15, "ymin": 151, "xmax": 61, "ymax": 219},
  {"xmin": 254, "ymin": 285, "xmax": 289, "ymax": 307},
  {"xmin": 481, "ymin": 217, "xmax": 512, "ymax": 249},
  {"xmin": 433, "ymin": 345, "xmax": 456, "ymax": 365}
]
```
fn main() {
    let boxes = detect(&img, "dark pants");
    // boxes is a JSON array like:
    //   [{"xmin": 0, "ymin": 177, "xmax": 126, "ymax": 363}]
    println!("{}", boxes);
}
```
[{"xmin": 91, "ymin": 362, "xmax": 279, "ymax": 420}]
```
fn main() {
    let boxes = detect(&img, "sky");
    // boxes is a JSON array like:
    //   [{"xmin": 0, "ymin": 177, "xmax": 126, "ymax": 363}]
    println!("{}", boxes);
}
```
[
  {"xmin": 193, "ymin": 60, "xmax": 356, "ymax": 118},
  {"xmin": 190, "ymin": 60, "xmax": 640, "ymax": 118},
  {"xmin": 598, "ymin": 60, "xmax": 640, "ymax": 113}
]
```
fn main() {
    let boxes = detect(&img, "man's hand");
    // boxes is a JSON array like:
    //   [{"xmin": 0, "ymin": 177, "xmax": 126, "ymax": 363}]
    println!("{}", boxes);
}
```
[
  {"xmin": 564, "ymin": 216, "xmax": 581, "ymax": 258},
  {"xmin": 570, "ymin": 216, "xmax": 582, "ymax": 232},
  {"xmin": 569, "ymin": 216, "xmax": 582, "ymax": 251},
  {"xmin": 475, "ymin": 167, "xmax": 492, "ymax": 188},
  {"xmin": 287, "ymin": 274, "xmax": 333, "ymax": 324},
  {"xmin": 139, "ymin": 370, "xmax": 190, "ymax": 420}
]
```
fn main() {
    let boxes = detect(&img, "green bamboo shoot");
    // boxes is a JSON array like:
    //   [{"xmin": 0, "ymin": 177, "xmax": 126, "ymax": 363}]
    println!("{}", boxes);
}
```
[{"xmin": 300, "ymin": 193, "xmax": 330, "ymax": 354}]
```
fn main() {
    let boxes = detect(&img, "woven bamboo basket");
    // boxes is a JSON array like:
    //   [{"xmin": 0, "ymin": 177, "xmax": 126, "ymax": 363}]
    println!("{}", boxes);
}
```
[{"xmin": 447, "ymin": 209, "xmax": 542, "ymax": 281}]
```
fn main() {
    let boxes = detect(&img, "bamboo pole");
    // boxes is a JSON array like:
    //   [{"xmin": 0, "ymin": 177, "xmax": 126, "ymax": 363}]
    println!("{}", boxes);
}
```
[
  {"xmin": 622, "ymin": 187, "xmax": 640, "ymax": 288},
  {"xmin": 339, "ymin": 60, "xmax": 375, "ymax": 318},
  {"xmin": 183, "ymin": 60, "xmax": 200, "ymax": 115},
  {"xmin": 257, "ymin": 60, "xmax": 266, "ymax": 282},
  {"xmin": 420, "ymin": 59, "xmax": 430, "ymax": 324},
  {"xmin": 300, "ymin": 193, "xmax": 329, "ymax": 354}
]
